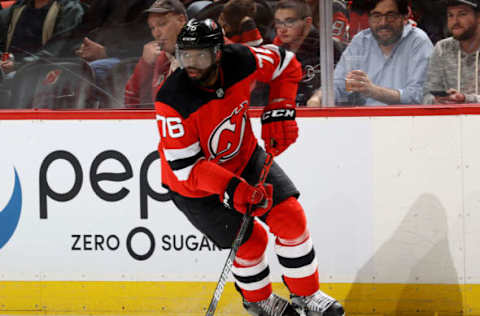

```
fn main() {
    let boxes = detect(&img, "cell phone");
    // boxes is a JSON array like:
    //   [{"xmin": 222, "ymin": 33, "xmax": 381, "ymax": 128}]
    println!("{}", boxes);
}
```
[{"xmin": 430, "ymin": 90, "xmax": 449, "ymax": 97}]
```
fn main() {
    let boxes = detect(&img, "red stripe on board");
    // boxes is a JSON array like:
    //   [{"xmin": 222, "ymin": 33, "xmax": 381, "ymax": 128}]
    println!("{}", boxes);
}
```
[
  {"xmin": 2, "ymin": 105, "xmax": 480, "ymax": 120},
  {"xmin": 0, "ymin": 109, "xmax": 156, "ymax": 120}
]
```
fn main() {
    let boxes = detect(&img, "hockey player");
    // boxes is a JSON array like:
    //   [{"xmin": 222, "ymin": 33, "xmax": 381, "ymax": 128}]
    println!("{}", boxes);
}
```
[{"xmin": 154, "ymin": 18, "xmax": 345, "ymax": 316}]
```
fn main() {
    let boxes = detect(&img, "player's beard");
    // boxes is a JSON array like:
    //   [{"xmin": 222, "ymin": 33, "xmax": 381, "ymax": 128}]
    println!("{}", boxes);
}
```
[{"xmin": 186, "ymin": 63, "xmax": 219, "ymax": 87}]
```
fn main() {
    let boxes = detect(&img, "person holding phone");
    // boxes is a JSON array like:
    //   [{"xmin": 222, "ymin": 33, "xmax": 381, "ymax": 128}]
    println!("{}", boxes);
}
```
[{"xmin": 424, "ymin": 0, "xmax": 480, "ymax": 104}]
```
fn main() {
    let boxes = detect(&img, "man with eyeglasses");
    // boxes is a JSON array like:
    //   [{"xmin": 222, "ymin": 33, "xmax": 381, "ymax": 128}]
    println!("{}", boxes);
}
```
[
  {"xmin": 273, "ymin": 0, "xmax": 342, "ymax": 106},
  {"xmin": 423, "ymin": 0, "xmax": 480, "ymax": 104},
  {"xmin": 308, "ymin": 0, "xmax": 433, "ymax": 107}
]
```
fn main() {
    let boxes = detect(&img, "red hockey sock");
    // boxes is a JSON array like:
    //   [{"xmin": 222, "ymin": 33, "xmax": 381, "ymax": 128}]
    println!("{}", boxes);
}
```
[{"xmin": 267, "ymin": 197, "xmax": 320, "ymax": 296}]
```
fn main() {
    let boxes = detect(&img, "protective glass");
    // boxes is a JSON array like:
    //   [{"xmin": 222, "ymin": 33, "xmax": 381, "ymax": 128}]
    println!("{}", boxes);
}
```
[{"xmin": 176, "ymin": 48, "xmax": 215, "ymax": 70}]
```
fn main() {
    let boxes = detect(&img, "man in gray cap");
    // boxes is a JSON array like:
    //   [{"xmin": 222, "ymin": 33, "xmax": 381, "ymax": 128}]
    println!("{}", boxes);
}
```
[
  {"xmin": 424, "ymin": 0, "xmax": 480, "ymax": 104},
  {"xmin": 125, "ymin": 0, "xmax": 187, "ymax": 106}
]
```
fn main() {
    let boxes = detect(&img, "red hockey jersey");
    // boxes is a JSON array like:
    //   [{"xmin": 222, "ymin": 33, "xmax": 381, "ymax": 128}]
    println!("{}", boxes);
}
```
[{"xmin": 155, "ymin": 44, "xmax": 302, "ymax": 198}]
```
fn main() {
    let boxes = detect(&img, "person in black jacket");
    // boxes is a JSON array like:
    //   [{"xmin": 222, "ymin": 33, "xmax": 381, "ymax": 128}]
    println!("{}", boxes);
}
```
[
  {"xmin": 273, "ymin": 0, "xmax": 342, "ymax": 106},
  {"xmin": 0, "ymin": 0, "xmax": 84, "ymax": 74},
  {"xmin": 62, "ymin": 0, "xmax": 156, "ymax": 85}
]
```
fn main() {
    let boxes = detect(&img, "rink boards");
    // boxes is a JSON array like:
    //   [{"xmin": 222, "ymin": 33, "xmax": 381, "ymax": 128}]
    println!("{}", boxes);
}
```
[{"xmin": 1, "ymin": 107, "xmax": 480, "ymax": 315}]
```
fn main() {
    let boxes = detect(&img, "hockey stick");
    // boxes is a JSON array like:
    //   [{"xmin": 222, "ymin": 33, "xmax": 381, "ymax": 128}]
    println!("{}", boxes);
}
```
[{"xmin": 205, "ymin": 151, "xmax": 274, "ymax": 316}]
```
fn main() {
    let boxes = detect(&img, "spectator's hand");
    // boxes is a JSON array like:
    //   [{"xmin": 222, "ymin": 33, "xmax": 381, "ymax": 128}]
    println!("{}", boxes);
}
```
[
  {"xmin": 307, "ymin": 89, "xmax": 322, "ymax": 107},
  {"xmin": 0, "ymin": 60, "xmax": 14, "ymax": 74},
  {"xmin": 434, "ymin": 88, "xmax": 466, "ymax": 104},
  {"xmin": 346, "ymin": 70, "xmax": 374, "ymax": 96},
  {"xmin": 75, "ymin": 37, "xmax": 107, "ymax": 62},
  {"xmin": 143, "ymin": 41, "xmax": 162, "ymax": 65}
]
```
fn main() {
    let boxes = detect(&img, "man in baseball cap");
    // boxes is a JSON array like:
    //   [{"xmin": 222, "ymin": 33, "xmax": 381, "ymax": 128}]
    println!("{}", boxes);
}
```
[
  {"xmin": 145, "ymin": 0, "xmax": 187, "ymax": 15},
  {"xmin": 424, "ymin": 0, "xmax": 480, "ymax": 104},
  {"xmin": 125, "ymin": 0, "xmax": 187, "ymax": 106},
  {"xmin": 446, "ymin": 0, "xmax": 480, "ymax": 8}
]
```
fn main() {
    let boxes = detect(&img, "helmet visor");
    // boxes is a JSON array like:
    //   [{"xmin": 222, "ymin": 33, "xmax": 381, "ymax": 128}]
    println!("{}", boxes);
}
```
[{"xmin": 177, "ymin": 47, "xmax": 216, "ymax": 70}]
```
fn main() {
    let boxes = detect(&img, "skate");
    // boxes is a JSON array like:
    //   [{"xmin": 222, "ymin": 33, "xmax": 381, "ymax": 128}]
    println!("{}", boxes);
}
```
[
  {"xmin": 290, "ymin": 290, "xmax": 345, "ymax": 316},
  {"xmin": 243, "ymin": 293, "xmax": 301, "ymax": 316}
]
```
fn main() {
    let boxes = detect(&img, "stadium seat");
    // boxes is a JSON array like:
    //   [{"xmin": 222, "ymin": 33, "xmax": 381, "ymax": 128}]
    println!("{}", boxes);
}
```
[{"xmin": 9, "ymin": 58, "xmax": 98, "ymax": 109}]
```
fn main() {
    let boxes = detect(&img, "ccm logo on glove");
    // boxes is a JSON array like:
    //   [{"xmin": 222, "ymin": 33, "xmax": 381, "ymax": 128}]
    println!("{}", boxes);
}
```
[
  {"xmin": 261, "ymin": 101, "xmax": 298, "ymax": 156},
  {"xmin": 261, "ymin": 108, "xmax": 296, "ymax": 123}
]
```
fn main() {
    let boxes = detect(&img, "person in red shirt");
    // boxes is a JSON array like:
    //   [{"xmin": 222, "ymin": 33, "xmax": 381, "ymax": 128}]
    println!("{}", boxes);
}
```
[
  {"xmin": 124, "ymin": 0, "xmax": 187, "ymax": 107},
  {"xmin": 347, "ymin": 0, "xmax": 370, "ymax": 39},
  {"xmin": 155, "ymin": 18, "xmax": 345, "ymax": 316}
]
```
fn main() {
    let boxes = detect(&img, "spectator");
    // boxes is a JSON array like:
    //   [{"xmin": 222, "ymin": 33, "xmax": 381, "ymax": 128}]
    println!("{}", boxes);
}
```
[
  {"xmin": 332, "ymin": 0, "xmax": 350, "ymax": 50},
  {"xmin": 186, "ymin": 0, "xmax": 217, "ymax": 19},
  {"xmin": 348, "ymin": 0, "xmax": 370, "ymax": 39},
  {"xmin": 423, "ymin": 0, "xmax": 480, "ymax": 104},
  {"xmin": 308, "ymin": 0, "xmax": 433, "ymax": 107},
  {"xmin": 218, "ymin": 0, "xmax": 267, "ymax": 106},
  {"xmin": 63, "ymin": 0, "xmax": 156, "ymax": 87},
  {"xmin": 410, "ymin": 0, "xmax": 448, "ymax": 44},
  {"xmin": 125, "ymin": 0, "xmax": 187, "ymax": 106},
  {"xmin": 273, "ymin": 0, "xmax": 342, "ymax": 106},
  {"xmin": 219, "ymin": 0, "xmax": 263, "ymax": 46},
  {"xmin": 307, "ymin": 0, "xmax": 350, "ymax": 49},
  {"xmin": 0, "ymin": 0, "xmax": 84, "ymax": 75},
  {"xmin": 305, "ymin": 0, "xmax": 318, "ymax": 27},
  {"xmin": 211, "ymin": 0, "xmax": 274, "ymax": 44},
  {"xmin": 215, "ymin": 0, "xmax": 275, "ymax": 43}
]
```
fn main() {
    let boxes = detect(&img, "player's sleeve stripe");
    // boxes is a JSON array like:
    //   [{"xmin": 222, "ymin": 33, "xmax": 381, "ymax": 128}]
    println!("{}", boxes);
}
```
[
  {"xmin": 264, "ymin": 44, "xmax": 295, "ymax": 80},
  {"xmin": 171, "ymin": 159, "xmax": 199, "ymax": 181},
  {"xmin": 168, "ymin": 150, "xmax": 203, "ymax": 171},
  {"xmin": 163, "ymin": 142, "xmax": 203, "ymax": 180},
  {"xmin": 164, "ymin": 142, "xmax": 201, "ymax": 162}
]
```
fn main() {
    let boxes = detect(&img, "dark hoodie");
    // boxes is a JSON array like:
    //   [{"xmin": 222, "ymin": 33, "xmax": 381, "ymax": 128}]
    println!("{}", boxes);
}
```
[{"xmin": 274, "ymin": 27, "xmax": 341, "ymax": 106}]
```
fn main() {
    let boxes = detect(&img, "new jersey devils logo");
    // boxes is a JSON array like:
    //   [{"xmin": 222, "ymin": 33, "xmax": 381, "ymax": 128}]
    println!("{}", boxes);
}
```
[{"xmin": 208, "ymin": 101, "xmax": 248, "ymax": 162}]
